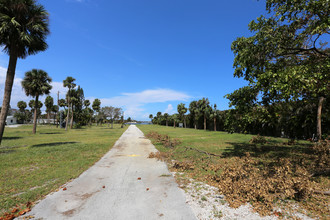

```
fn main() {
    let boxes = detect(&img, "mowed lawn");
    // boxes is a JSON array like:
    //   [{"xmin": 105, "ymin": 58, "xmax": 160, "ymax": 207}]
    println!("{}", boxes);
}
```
[
  {"xmin": 0, "ymin": 124, "xmax": 127, "ymax": 215},
  {"xmin": 137, "ymin": 124, "xmax": 308, "ymax": 156},
  {"xmin": 137, "ymin": 125, "xmax": 313, "ymax": 176}
]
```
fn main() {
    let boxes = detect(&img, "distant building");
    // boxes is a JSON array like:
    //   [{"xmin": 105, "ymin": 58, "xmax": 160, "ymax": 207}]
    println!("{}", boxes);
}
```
[
  {"xmin": 6, "ymin": 116, "xmax": 17, "ymax": 125},
  {"xmin": 37, "ymin": 118, "xmax": 56, "ymax": 124}
]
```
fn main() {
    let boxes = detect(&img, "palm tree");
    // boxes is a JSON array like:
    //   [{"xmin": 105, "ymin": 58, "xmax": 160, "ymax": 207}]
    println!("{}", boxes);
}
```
[
  {"xmin": 189, "ymin": 101, "xmax": 199, "ymax": 129},
  {"xmin": 197, "ymin": 98, "xmax": 211, "ymax": 131},
  {"xmin": 45, "ymin": 96, "xmax": 54, "ymax": 124},
  {"xmin": 0, "ymin": 0, "xmax": 49, "ymax": 144},
  {"xmin": 21, "ymin": 69, "xmax": 52, "ymax": 134},
  {"xmin": 63, "ymin": 77, "xmax": 76, "ymax": 130},
  {"xmin": 177, "ymin": 103, "xmax": 188, "ymax": 128},
  {"xmin": 149, "ymin": 114, "xmax": 153, "ymax": 123},
  {"xmin": 164, "ymin": 113, "xmax": 169, "ymax": 126},
  {"xmin": 210, "ymin": 104, "xmax": 219, "ymax": 131}
]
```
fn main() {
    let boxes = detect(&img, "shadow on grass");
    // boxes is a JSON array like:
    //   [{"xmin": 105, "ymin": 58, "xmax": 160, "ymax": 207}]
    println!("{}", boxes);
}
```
[
  {"xmin": 0, "ymin": 149, "xmax": 16, "ymax": 154},
  {"xmin": 222, "ymin": 142, "xmax": 312, "ymax": 159},
  {"xmin": 2, "ymin": 137, "xmax": 22, "ymax": 140},
  {"xmin": 31, "ymin": 142, "xmax": 79, "ymax": 148},
  {"xmin": 40, "ymin": 132, "xmax": 64, "ymax": 135}
]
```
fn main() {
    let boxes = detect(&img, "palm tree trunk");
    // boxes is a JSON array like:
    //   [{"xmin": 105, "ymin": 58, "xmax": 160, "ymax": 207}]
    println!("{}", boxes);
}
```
[
  {"xmin": 65, "ymin": 98, "xmax": 70, "ymax": 131},
  {"xmin": 111, "ymin": 119, "xmax": 114, "ymax": 129},
  {"xmin": 0, "ymin": 54, "xmax": 18, "ymax": 144},
  {"xmin": 214, "ymin": 117, "xmax": 216, "ymax": 131},
  {"xmin": 204, "ymin": 115, "xmax": 206, "ymax": 131},
  {"xmin": 317, "ymin": 96, "xmax": 325, "ymax": 140},
  {"xmin": 184, "ymin": 116, "xmax": 186, "ymax": 128},
  {"xmin": 33, "ymin": 95, "xmax": 39, "ymax": 134},
  {"xmin": 70, "ymin": 103, "xmax": 74, "ymax": 129},
  {"xmin": 47, "ymin": 112, "xmax": 50, "ymax": 124},
  {"xmin": 174, "ymin": 120, "xmax": 176, "ymax": 128},
  {"xmin": 166, "ymin": 120, "xmax": 168, "ymax": 126}
]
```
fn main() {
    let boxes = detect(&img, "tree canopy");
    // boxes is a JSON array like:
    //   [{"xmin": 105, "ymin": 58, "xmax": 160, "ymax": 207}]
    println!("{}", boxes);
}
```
[{"xmin": 231, "ymin": 0, "xmax": 329, "ymax": 139}]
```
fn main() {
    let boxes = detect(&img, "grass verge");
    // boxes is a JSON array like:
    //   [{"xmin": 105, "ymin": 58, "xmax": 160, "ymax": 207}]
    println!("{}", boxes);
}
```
[
  {"xmin": 138, "ymin": 125, "xmax": 329, "ymax": 219},
  {"xmin": 0, "ymin": 124, "xmax": 127, "ymax": 217}
]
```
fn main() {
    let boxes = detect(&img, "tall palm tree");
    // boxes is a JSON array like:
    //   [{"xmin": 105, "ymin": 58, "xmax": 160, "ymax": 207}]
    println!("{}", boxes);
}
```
[
  {"xmin": 63, "ymin": 76, "xmax": 76, "ymax": 130},
  {"xmin": 210, "ymin": 104, "xmax": 219, "ymax": 131},
  {"xmin": 197, "ymin": 98, "xmax": 211, "ymax": 131},
  {"xmin": 0, "ymin": 0, "xmax": 49, "ymax": 144},
  {"xmin": 45, "ymin": 95, "xmax": 54, "ymax": 124},
  {"xmin": 21, "ymin": 69, "xmax": 52, "ymax": 134},
  {"xmin": 177, "ymin": 103, "xmax": 188, "ymax": 128},
  {"xmin": 164, "ymin": 113, "xmax": 169, "ymax": 126}
]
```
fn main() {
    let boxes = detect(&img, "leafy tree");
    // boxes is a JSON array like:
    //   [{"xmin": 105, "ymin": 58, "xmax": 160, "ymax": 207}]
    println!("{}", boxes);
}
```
[
  {"xmin": 177, "ymin": 103, "xmax": 188, "ymax": 128},
  {"xmin": 0, "ymin": 0, "xmax": 50, "ymax": 144},
  {"xmin": 231, "ymin": 0, "xmax": 329, "ymax": 139},
  {"xmin": 164, "ymin": 113, "xmax": 169, "ymax": 126},
  {"xmin": 22, "ymin": 69, "xmax": 52, "ymax": 134},
  {"xmin": 63, "ymin": 76, "xmax": 76, "ymax": 130},
  {"xmin": 197, "ymin": 98, "xmax": 211, "ymax": 131},
  {"xmin": 101, "ymin": 106, "xmax": 122, "ymax": 128},
  {"xmin": 84, "ymin": 100, "xmax": 90, "ymax": 108},
  {"xmin": 149, "ymin": 114, "xmax": 153, "ymax": 123},
  {"xmin": 45, "ymin": 96, "xmax": 54, "ymax": 124},
  {"xmin": 92, "ymin": 98, "xmax": 101, "ymax": 125},
  {"xmin": 92, "ymin": 99, "xmax": 101, "ymax": 112}
]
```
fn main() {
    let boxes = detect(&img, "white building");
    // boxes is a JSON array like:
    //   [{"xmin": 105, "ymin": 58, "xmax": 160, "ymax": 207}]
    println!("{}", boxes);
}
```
[{"xmin": 6, "ymin": 116, "xmax": 17, "ymax": 125}]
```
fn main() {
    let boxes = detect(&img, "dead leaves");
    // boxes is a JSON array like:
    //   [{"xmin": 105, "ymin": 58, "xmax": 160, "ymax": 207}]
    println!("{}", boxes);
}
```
[
  {"xmin": 216, "ymin": 154, "xmax": 317, "ymax": 216},
  {"xmin": 148, "ymin": 152, "xmax": 170, "ymax": 161},
  {"xmin": 173, "ymin": 161, "xmax": 194, "ymax": 171},
  {"xmin": 0, "ymin": 203, "xmax": 32, "ymax": 220},
  {"xmin": 145, "ymin": 132, "xmax": 181, "ymax": 148}
]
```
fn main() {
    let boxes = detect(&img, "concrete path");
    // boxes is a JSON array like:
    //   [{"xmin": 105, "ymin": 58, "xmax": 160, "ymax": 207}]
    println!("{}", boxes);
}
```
[{"xmin": 25, "ymin": 125, "xmax": 196, "ymax": 220}]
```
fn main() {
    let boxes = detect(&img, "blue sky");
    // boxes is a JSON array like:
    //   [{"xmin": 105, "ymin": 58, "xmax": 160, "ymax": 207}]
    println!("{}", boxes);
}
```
[{"xmin": 0, "ymin": 0, "xmax": 267, "ymax": 120}]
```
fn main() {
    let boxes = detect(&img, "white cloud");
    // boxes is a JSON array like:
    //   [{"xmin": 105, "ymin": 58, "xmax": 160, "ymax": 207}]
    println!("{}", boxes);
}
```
[
  {"xmin": 0, "ymin": 65, "xmax": 192, "ymax": 119},
  {"xmin": 164, "ymin": 104, "xmax": 175, "ymax": 114},
  {"xmin": 0, "ymin": 66, "xmax": 67, "ymax": 110},
  {"xmin": 88, "ymin": 89, "xmax": 191, "ymax": 120}
]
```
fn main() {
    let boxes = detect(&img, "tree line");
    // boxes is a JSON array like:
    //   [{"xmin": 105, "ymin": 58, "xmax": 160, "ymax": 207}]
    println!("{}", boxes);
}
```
[
  {"xmin": 13, "ymin": 73, "xmax": 123, "ymax": 133},
  {"xmin": 151, "ymin": 95, "xmax": 329, "ymax": 140}
]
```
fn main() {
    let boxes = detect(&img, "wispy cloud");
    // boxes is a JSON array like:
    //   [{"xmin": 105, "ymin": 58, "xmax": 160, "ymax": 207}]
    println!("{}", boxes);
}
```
[{"xmin": 88, "ymin": 89, "xmax": 191, "ymax": 120}]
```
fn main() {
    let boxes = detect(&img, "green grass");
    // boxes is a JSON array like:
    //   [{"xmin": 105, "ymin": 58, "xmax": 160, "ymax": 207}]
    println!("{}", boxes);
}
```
[
  {"xmin": 0, "ymin": 124, "xmax": 127, "ymax": 215},
  {"xmin": 138, "ymin": 125, "xmax": 310, "ymax": 163},
  {"xmin": 138, "ymin": 125, "xmax": 330, "ymax": 218}
]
